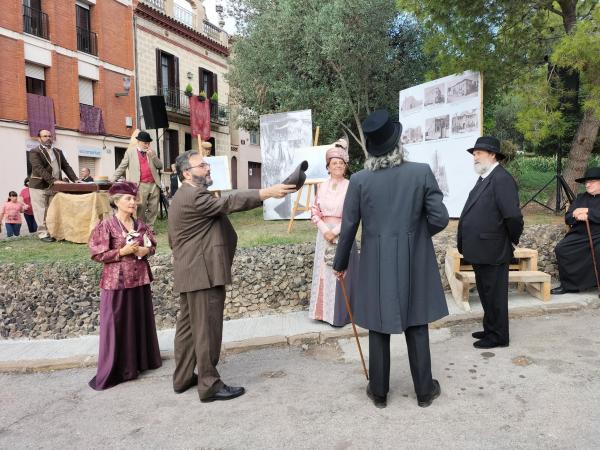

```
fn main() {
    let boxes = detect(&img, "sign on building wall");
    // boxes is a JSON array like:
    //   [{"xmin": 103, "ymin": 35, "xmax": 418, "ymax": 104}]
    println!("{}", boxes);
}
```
[
  {"xmin": 259, "ymin": 109, "xmax": 313, "ymax": 220},
  {"xmin": 78, "ymin": 146, "xmax": 102, "ymax": 158},
  {"xmin": 399, "ymin": 70, "xmax": 482, "ymax": 217}
]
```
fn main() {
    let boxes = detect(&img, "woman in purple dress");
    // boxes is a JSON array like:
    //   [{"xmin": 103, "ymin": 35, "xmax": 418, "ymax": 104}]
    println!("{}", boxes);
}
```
[{"xmin": 88, "ymin": 181, "xmax": 162, "ymax": 390}]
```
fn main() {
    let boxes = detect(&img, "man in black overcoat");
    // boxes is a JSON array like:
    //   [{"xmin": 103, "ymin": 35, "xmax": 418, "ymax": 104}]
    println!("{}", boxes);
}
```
[
  {"xmin": 333, "ymin": 110, "xmax": 449, "ymax": 409},
  {"xmin": 457, "ymin": 136, "xmax": 523, "ymax": 349},
  {"xmin": 552, "ymin": 167, "xmax": 600, "ymax": 294}
]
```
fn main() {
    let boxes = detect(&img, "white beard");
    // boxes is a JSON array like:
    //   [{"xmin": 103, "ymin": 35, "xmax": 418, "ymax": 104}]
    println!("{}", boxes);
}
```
[{"xmin": 474, "ymin": 161, "xmax": 491, "ymax": 175}]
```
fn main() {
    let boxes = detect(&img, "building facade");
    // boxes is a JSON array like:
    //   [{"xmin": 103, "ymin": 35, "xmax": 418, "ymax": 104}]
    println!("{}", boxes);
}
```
[
  {"xmin": 0, "ymin": 0, "xmax": 136, "ymax": 196},
  {"xmin": 134, "ymin": 0, "xmax": 233, "ymax": 185}
]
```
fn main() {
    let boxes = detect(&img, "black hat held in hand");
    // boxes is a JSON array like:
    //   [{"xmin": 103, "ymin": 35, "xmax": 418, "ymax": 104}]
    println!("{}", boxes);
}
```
[{"xmin": 282, "ymin": 161, "xmax": 309, "ymax": 190}]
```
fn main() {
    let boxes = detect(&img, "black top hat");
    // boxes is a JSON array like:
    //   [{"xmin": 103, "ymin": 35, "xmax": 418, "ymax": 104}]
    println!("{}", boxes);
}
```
[
  {"xmin": 362, "ymin": 109, "xmax": 403, "ymax": 157},
  {"xmin": 281, "ymin": 161, "xmax": 308, "ymax": 190},
  {"xmin": 575, "ymin": 167, "xmax": 600, "ymax": 183},
  {"xmin": 136, "ymin": 131, "xmax": 153, "ymax": 142},
  {"xmin": 466, "ymin": 136, "xmax": 504, "ymax": 160}
]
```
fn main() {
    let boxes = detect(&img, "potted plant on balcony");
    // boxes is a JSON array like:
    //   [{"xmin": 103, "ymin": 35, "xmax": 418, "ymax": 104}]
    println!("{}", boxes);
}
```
[
  {"xmin": 198, "ymin": 90, "xmax": 207, "ymax": 101},
  {"xmin": 184, "ymin": 83, "xmax": 193, "ymax": 97},
  {"xmin": 210, "ymin": 92, "xmax": 219, "ymax": 102}
]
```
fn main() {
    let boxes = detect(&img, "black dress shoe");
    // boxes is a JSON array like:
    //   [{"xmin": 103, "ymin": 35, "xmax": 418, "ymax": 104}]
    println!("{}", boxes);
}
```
[
  {"xmin": 174, "ymin": 373, "xmax": 198, "ymax": 394},
  {"xmin": 471, "ymin": 330, "xmax": 486, "ymax": 339},
  {"xmin": 473, "ymin": 338, "xmax": 509, "ymax": 349},
  {"xmin": 417, "ymin": 379, "xmax": 441, "ymax": 408},
  {"xmin": 551, "ymin": 286, "xmax": 579, "ymax": 295},
  {"xmin": 40, "ymin": 236, "xmax": 56, "ymax": 242},
  {"xmin": 200, "ymin": 384, "xmax": 245, "ymax": 403},
  {"xmin": 366, "ymin": 384, "xmax": 387, "ymax": 409}
]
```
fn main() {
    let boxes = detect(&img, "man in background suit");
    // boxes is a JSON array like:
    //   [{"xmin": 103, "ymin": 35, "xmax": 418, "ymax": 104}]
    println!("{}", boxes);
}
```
[
  {"xmin": 111, "ymin": 130, "xmax": 163, "ymax": 226},
  {"xmin": 457, "ymin": 136, "xmax": 523, "ymax": 349},
  {"xmin": 168, "ymin": 150, "xmax": 295, "ymax": 403},
  {"xmin": 28, "ymin": 129, "xmax": 79, "ymax": 242}
]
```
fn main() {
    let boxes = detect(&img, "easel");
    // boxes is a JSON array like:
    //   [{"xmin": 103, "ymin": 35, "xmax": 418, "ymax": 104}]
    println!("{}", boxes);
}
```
[{"xmin": 287, "ymin": 126, "xmax": 321, "ymax": 233}]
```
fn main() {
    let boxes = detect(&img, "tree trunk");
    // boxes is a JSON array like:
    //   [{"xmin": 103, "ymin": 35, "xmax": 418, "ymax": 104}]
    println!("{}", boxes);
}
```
[{"xmin": 562, "ymin": 109, "xmax": 600, "ymax": 192}]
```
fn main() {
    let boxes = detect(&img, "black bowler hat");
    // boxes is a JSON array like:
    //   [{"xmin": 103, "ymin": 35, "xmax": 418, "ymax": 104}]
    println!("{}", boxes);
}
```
[
  {"xmin": 362, "ymin": 109, "xmax": 403, "ymax": 157},
  {"xmin": 467, "ymin": 136, "xmax": 504, "ymax": 160},
  {"xmin": 575, "ymin": 167, "xmax": 600, "ymax": 183},
  {"xmin": 282, "ymin": 160, "xmax": 308, "ymax": 190},
  {"xmin": 136, "ymin": 131, "xmax": 153, "ymax": 142}
]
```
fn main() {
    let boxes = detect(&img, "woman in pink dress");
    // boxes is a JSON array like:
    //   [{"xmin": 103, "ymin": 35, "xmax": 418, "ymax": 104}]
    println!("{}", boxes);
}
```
[
  {"xmin": 309, "ymin": 141, "xmax": 359, "ymax": 326},
  {"xmin": 88, "ymin": 181, "xmax": 162, "ymax": 390}
]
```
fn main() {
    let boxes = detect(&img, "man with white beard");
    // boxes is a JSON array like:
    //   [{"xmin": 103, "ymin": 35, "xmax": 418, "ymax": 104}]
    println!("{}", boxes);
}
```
[{"xmin": 457, "ymin": 137, "xmax": 523, "ymax": 349}]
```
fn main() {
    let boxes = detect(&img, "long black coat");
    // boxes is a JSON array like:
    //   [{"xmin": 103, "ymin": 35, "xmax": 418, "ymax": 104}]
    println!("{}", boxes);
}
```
[
  {"xmin": 333, "ymin": 162, "xmax": 449, "ymax": 334},
  {"xmin": 457, "ymin": 164, "xmax": 523, "ymax": 264},
  {"xmin": 555, "ymin": 192, "xmax": 600, "ymax": 290}
]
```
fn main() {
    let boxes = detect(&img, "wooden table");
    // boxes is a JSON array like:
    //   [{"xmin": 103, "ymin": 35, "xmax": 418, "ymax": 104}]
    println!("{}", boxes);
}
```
[{"xmin": 445, "ymin": 247, "xmax": 551, "ymax": 311}]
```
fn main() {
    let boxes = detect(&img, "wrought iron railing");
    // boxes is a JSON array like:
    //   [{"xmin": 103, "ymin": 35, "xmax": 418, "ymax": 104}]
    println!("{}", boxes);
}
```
[
  {"xmin": 23, "ymin": 5, "xmax": 49, "ymax": 40},
  {"xmin": 210, "ymin": 100, "xmax": 229, "ymax": 126},
  {"xmin": 158, "ymin": 87, "xmax": 187, "ymax": 113},
  {"xmin": 157, "ymin": 88, "xmax": 229, "ymax": 126},
  {"xmin": 77, "ymin": 26, "xmax": 98, "ymax": 56}
]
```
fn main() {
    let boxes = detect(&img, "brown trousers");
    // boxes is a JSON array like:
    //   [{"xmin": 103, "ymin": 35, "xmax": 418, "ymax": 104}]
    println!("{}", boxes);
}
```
[
  {"xmin": 173, "ymin": 286, "xmax": 225, "ymax": 399},
  {"xmin": 137, "ymin": 182, "xmax": 160, "ymax": 226}
]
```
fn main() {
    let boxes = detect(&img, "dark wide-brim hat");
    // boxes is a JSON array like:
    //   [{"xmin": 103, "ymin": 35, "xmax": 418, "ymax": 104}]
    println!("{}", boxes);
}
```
[
  {"xmin": 362, "ymin": 109, "xmax": 402, "ymax": 157},
  {"xmin": 108, "ymin": 181, "xmax": 139, "ymax": 197},
  {"xmin": 136, "ymin": 131, "xmax": 153, "ymax": 142},
  {"xmin": 575, "ymin": 167, "xmax": 600, "ymax": 183},
  {"xmin": 467, "ymin": 136, "xmax": 504, "ymax": 160},
  {"xmin": 281, "ymin": 161, "xmax": 308, "ymax": 190}
]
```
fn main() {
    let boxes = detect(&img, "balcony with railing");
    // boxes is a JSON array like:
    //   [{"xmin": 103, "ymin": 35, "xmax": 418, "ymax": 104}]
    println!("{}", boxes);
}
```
[
  {"xmin": 23, "ymin": 5, "xmax": 49, "ymax": 40},
  {"xmin": 174, "ymin": 3, "xmax": 194, "ymax": 28},
  {"xmin": 144, "ymin": 0, "xmax": 165, "ymax": 11},
  {"xmin": 77, "ymin": 27, "xmax": 98, "ymax": 56},
  {"xmin": 157, "ymin": 87, "xmax": 229, "ymax": 126}
]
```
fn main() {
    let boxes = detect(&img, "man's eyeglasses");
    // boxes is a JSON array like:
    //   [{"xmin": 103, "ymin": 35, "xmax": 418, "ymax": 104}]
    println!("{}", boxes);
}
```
[
  {"xmin": 40, "ymin": 135, "xmax": 52, "ymax": 138},
  {"xmin": 188, "ymin": 163, "xmax": 210, "ymax": 170}
]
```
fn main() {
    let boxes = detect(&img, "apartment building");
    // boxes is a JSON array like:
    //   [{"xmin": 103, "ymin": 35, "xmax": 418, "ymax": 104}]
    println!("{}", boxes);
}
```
[
  {"xmin": 134, "ymin": 0, "xmax": 233, "ymax": 184},
  {"xmin": 0, "ymin": 0, "xmax": 137, "ymax": 196}
]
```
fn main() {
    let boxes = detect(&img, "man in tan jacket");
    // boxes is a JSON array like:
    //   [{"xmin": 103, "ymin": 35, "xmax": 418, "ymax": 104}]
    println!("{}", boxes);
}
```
[
  {"xmin": 111, "ymin": 131, "xmax": 163, "ymax": 226},
  {"xmin": 168, "ymin": 150, "xmax": 295, "ymax": 402}
]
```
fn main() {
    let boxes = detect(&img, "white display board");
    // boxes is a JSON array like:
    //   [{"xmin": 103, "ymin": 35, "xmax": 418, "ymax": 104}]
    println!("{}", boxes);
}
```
[
  {"xmin": 399, "ymin": 70, "xmax": 482, "ymax": 217},
  {"xmin": 204, "ymin": 155, "xmax": 231, "ymax": 192},
  {"xmin": 260, "ymin": 109, "xmax": 313, "ymax": 220},
  {"xmin": 287, "ymin": 144, "xmax": 330, "ymax": 219}
]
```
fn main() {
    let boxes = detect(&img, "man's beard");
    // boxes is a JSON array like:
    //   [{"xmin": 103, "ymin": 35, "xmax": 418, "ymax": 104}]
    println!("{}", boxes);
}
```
[
  {"xmin": 191, "ymin": 173, "xmax": 213, "ymax": 187},
  {"xmin": 473, "ymin": 160, "xmax": 491, "ymax": 175}
]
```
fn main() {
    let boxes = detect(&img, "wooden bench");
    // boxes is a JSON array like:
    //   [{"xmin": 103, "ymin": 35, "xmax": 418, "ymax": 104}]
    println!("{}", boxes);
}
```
[{"xmin": 445, "ymin": 247, "xmax": 551, "ymax": 311}]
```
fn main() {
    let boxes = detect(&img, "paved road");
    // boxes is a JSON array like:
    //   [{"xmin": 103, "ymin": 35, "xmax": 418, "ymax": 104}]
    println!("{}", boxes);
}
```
[{"xmin": 1, "ymin": 308, "xmax": 599, "ymax": 449}]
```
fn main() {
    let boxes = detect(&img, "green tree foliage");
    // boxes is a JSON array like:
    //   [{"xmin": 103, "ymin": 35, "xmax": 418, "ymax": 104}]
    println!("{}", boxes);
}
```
[
  {"xmin": 399, "ymin": 0, "xmax": 599, "ymax": 190},
  {"xmin": 227, "ymin": 0, "xmax": 430, "ymax": 156}
]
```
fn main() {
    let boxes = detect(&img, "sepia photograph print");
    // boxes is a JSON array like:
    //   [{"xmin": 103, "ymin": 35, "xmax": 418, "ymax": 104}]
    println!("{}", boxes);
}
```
[
  {"xmin": 451, "ymin": 108, "xmax": 479, "ymax": 134},
  {"xmin": 401, "ymin": 94, "xmax": 423, "ymax": 114},
  {"xmin": 447, "ymin": 73, "xmax": 479, "ymax": 103},
  {"xmin": 402, "ymin": 126, "xmax": 424, "ymax": 144},
  {"xmin": 424, "ymin": 83, "xmax": 446, "ymax": 107},
  {"xmin": 425, "ymin": 114, "xmax": 450, "ymax": 141}
]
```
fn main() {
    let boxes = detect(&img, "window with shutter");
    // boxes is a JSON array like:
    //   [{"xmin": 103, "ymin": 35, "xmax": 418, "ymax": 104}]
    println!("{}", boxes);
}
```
[{"xmin": 79, "ymin": 78, "xmax": 94, "ymax": 105}]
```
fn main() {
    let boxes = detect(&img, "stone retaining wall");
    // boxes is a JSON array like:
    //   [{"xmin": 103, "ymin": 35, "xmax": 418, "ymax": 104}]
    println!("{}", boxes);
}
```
[{"xmin": 0, "ymin": 225, "xmax": 565, "ymax": 339}]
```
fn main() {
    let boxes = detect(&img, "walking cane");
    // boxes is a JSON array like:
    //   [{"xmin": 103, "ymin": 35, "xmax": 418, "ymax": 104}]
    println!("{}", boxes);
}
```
[
  {"xmin": 584, "ymin": 218, "xmax": 600, "ymax": 298},
  {"xmin": 338, "ymin": 277, "xmax": 369, "ymax": 381}
]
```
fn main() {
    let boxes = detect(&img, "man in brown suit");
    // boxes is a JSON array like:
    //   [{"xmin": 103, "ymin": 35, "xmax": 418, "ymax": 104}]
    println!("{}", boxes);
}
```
[
  {"xmin": 168, "ymin": 150, "xmax": 296, "ymax": 402},
  {"xmin": 28, "ymin": 130, "xmax": 78, "ymax": 242}
]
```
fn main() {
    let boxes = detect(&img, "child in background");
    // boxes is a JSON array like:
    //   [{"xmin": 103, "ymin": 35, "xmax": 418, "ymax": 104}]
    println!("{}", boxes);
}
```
[{"xmin": 0, "ymin": 191, "xmax": 29, "ymax": 237}]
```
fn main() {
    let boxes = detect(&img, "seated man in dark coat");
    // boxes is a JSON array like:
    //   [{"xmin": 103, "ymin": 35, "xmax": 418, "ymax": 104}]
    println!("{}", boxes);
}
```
[{"xmin": 552, "ymin": 167, "xmax": 600, "ymax": 294}]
